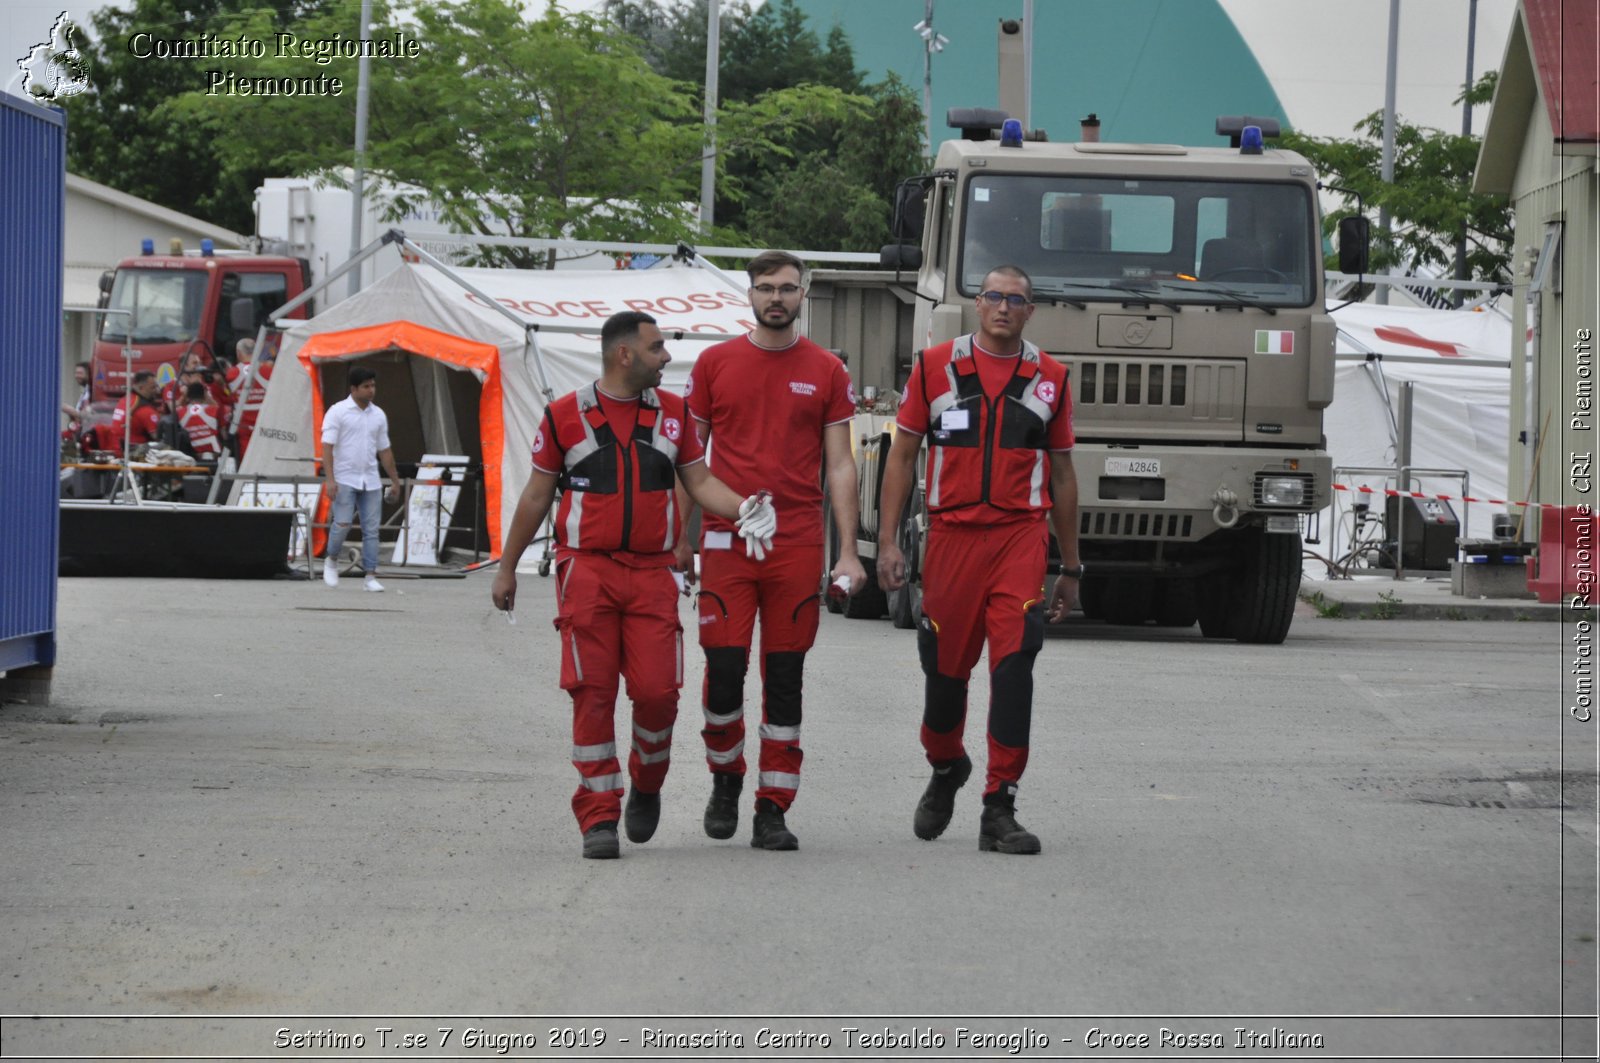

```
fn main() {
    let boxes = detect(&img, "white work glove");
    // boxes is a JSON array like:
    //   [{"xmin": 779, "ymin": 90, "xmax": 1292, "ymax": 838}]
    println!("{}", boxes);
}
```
[{"xmin": 735, "ymin": 492, "xmax": 778, "ymax": 561}]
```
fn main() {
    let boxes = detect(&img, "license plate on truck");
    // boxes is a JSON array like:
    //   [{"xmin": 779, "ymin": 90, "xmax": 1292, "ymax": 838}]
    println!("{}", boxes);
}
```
[{"xmin": 1105, "ymin": 457, "xmax": 1161, "ymax": 477}]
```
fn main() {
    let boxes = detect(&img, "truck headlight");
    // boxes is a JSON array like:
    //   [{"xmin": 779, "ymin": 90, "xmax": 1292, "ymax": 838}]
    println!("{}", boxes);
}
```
[{"xmin": 1256, "ymin": 475, "xmax": 1306, "ymax": 507}]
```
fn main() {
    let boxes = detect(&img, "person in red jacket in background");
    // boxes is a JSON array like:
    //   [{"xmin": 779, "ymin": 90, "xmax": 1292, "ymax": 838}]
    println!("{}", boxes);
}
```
[
  {"xmin": 227, "ymin": 337, "xmax": 271, "ymax": 458},
  {"xmin": 98, "ymin": 371, "xmax": 161, "ymax": 456},
  {"xmin": 876, "ymin": 265, "xmax": 1081, "ymax": 856},
  {"xmin": 491, "ymin": 311, "xmax": 777, "ymax": 860},
  {"xmin": 178, "ymin": 381, "xmax": 224, "ymax": 460}
]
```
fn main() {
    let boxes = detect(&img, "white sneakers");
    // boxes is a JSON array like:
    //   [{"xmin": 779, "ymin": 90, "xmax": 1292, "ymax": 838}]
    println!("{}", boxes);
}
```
[{"xmin": 324, "ymin": 557, "xmax": 383, "ymax": 592}]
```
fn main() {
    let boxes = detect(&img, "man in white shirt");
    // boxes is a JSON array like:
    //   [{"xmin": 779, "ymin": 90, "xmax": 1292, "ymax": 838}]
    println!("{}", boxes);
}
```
[{"xmin": 321, "ymin": 366, "xmax": 402, "ymax": 591}]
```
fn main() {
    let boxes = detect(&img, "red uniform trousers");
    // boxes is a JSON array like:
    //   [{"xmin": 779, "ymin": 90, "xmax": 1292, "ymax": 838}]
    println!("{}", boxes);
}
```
[
  {"xmin": 554, "ymin": 551, "xmax": 684, "ymax": 833},
  {"xmin": 235, "ymin": 416, "xmax": 257, "ymax": 459},
  {"xmin": 918, "ymin": 517, "xmax": 1049, "ymax": 798},
  {"xmin": 696, "ymin": 540, "xmax": 822, "ymax": 811}
]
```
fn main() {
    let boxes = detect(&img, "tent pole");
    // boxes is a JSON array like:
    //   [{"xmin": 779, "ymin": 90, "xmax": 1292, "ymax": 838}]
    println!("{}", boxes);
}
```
[
  {"xmin": 689, "ymin": 251, "xmax": 750, "ymax": 294},
  {"xmin": 523, "ymin": 330, "xmax": 555, "ymax": 406}
]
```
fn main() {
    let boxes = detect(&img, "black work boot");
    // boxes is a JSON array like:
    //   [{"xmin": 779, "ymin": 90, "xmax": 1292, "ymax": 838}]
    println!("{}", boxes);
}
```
[
  {"xmin": 913, "ymin": 754, "xmax": 972, "ymax": 840},
  {"xmin": 979, "ymin": 792, "xmax": 1041, "ymax": 855},
  {"xmin": 703, "ymin": 773, "xmax": 742, "ymax": 839},
  {"xmin": 624, "ymin": 789, "xmax": 660, "ymax": 844},
  {"xmin": 582, "ymin": 821, "xmax": 620, "ymax": 860},
  {"xmin": 750, "ymin": 797, "xmax": 799, "ymax": 851}
]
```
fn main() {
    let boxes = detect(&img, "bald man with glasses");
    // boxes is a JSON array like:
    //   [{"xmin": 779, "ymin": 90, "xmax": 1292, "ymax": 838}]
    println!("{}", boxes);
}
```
[{"xmin": 876, "ymin": 264, "xmax": 1081, "ymax": 855}]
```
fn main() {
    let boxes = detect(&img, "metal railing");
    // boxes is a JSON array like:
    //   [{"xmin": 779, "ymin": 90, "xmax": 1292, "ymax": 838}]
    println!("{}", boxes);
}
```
[{"xmin": 223, "ymin": 469, "xmax": 487, "ymax": 577}]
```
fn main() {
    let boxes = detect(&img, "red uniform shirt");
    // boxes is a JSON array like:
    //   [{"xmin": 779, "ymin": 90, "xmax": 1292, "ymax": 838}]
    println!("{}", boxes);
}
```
[
  {"xmin": 897, "ymin": 336, "xmax": 1074, "ymax": 527},
  {"xmin": 686, "ymin": 334, "xmax": 854, "ymax": 546},
  {"xmin": 533, "ymin": 384, "xmax": 704, "ymax": 565}
]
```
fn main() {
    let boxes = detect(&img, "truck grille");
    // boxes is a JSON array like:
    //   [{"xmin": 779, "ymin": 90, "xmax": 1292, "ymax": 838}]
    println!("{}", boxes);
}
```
[
  {"xmin": 1067, "ymin": 357, "xmax": 1245, "ymax": 441},
  {"xmin": 1080, "ymin": 510, "xmax": 1196, "ymax": 540}
]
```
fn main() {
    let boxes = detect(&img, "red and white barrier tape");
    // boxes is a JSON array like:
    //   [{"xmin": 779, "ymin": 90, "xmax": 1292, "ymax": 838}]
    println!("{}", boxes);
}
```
[{"xmin": 1332, "ymin": 483, "xmax": 1555, "ymax": 508}]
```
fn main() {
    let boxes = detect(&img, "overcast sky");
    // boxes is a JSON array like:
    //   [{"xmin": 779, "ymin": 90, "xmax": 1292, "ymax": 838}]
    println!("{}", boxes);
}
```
[{"xmin": 7, "ymin": 0, "xmax": 1518, "ymax": 143}]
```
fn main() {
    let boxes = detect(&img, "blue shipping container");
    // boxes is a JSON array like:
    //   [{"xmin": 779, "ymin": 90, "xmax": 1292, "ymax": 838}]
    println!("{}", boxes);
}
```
[{"xmin": 0, "ymin": 93, "xmax": 64, "ymax": 689}]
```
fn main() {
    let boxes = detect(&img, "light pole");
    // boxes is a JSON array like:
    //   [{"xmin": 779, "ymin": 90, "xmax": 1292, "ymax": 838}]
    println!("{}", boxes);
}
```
[
  {"xmin": 1452, "ymin": 0, "xmax": 1478, "ymax": 303},
  {"xmin": 700, "ymin": 0, "xmax": 720, "ymax": 236},
  {"xmin": 346, "ymin": 0, "xmax": 373, "ymax": 299},
  {"xmin": 1376, "ymin": 0, "xmax": 1399, "ymax": 305},
  {"xmin": 913, "ymin": 1, "xmax": 949, "ymax": 158}
]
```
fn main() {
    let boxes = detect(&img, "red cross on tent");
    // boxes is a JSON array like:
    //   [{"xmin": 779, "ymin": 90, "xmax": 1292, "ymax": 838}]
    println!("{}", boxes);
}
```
[{"xmin": 1373, "ymin": 325, "xmax": 1464, "ymax": 357}]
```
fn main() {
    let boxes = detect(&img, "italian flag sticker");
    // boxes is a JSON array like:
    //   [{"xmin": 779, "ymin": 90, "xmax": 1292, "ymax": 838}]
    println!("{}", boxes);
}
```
[{"xmin": 1256, "ymin": 329, "xmax": 1294, "ymax": 354}]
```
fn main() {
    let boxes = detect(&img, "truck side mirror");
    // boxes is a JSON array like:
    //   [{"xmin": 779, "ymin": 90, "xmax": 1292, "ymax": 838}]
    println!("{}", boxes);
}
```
[
  {"xmin": 97, "ymin": 271, "xmax": 114, "ymax": 295},
  {"xmin": 230, "ymin": 297, "xmax": 258, "ymax": 333},
  {"xmin": 880, "ymin": 244, "xmax": 924, "ymax": 270},
  {"xmin": 891, "ymin": 179, "xmax": 929, "ymax": 243},
  {"xmin": 1337, "ymin": 215, "xmax": 1370, "ymax": 275}
]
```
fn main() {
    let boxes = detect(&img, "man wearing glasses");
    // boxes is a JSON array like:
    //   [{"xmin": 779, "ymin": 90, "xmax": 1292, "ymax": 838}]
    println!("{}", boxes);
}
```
[
  {"xmin": 684, "ymin": 250, "xmax": 867, "ymax": 851},
  {"xmin": 875, "ymin": 265, "xmax": 1081, "ymax": 855}
]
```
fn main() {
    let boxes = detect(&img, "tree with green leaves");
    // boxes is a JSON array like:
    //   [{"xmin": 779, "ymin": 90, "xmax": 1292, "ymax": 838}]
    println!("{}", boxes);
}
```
[
  {"xmin": 64, "ymin": 0, "xmax": 337, "ymax": 233},
  {"xmin": 604, "ymin": 0, "xmax": 924, "ymax": 251},
  {"xmin": 1281, "ymin": 73, "xmax": 1512, "ymax": 287},
  {"xmin": 65, "ymin": 0, "xmax": 924, "ymax": 258},
  {"xmin": 161, "ymin": 1, "xmax": 871, "ymax": 265}
]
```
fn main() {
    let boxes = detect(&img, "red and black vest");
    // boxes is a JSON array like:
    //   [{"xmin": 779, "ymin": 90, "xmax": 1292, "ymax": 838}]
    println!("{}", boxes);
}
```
[
  {"xmin": 918, "ymin": 336, "xmax": 1067, "ymax": 516},
  {"xmin": 547, "ymin": 383, "xmax": 687, "ymax": 555}
]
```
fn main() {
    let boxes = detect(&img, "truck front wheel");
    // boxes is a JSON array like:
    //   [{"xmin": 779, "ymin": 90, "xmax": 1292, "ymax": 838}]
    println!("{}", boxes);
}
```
[{"xmin": 1230, "ymin": 529, "xmax": 1302, "ymax": 644}]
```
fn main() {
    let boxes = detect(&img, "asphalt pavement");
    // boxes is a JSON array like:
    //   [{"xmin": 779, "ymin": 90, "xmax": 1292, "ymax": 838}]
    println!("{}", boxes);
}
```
[{"xmin": 0, "ymin": 570, "xmax": 1594, "ymax": 1060}]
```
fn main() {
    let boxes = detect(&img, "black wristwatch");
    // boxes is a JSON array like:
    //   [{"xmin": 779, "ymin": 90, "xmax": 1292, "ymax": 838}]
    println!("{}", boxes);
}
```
[{"xmin": 1060, "ymin": 564, "xmax": 1084, "ymax": 579}]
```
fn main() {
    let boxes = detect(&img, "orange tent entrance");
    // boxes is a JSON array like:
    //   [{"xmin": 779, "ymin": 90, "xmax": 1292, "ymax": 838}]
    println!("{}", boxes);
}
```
[{"xmin": 298, "ymin": 320, "xmax": 507, "ymax": 558}]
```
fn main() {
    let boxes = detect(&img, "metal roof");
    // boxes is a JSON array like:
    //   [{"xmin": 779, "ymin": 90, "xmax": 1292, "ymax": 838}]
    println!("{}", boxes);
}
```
[
  {"xmin": 1473, "ymin": 0, "xmax": 1599, "ymax": 194},
  {"xmin": 1525, "ymin": 0, "xmax": 1599, "ymax": 143}
]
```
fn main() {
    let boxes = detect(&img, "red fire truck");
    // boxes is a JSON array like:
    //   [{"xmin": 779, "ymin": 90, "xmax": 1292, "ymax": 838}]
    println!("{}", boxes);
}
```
[{"xmin": 91, "ymin": 239, "xmax": 311, "ymax": 401}]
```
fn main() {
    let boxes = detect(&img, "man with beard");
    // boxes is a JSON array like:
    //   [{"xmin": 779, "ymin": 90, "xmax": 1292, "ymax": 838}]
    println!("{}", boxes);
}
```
[
  {"xmin": 875, "ymin": 265, "xmax": 1080, "ymax": 856},
  {"xmin": 100, "ymin": 371, "xmax": 161, "ymax": 456},
  {"xmin": 684, "ymin": 251, "xmax": 867, "ymax": 851},
  {"xmin": 492, "ymin": 311, "xmax": 776, "ymax": 860}
]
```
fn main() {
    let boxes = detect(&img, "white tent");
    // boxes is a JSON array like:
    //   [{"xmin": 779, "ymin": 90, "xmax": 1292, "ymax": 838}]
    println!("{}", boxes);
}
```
[
  {"xmin": 234, "ymin": 262, "xmax": 756, "ymax": 553},
  {"xmin": 1320, "ymin": 301, "xmax": 1514, "ymax": 569}
]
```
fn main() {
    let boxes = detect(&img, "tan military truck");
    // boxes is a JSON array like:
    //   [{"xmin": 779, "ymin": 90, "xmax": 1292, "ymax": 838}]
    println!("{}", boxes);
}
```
[{"xmin": 825, "ymin": 104, "xmax": 1367, "ymax": 644}]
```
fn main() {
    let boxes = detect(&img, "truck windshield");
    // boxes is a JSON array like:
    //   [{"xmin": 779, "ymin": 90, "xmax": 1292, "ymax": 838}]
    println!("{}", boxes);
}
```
[
  {"xmin": 960, "ymin": 175, "xmax": 1317, "ymax": 308},
  {"xmin": 100, "ymin": 269, "xmax": 208, "ymax": 344}
]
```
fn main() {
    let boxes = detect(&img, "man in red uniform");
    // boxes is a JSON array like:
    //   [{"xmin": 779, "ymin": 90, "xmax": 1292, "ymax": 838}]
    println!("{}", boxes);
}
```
[
  {"xmin": 178, "ymin": 381, "xmax": 224, "ymax": 460},
  {"xmin": 227, "ymin": 337, "xmax": 272, "ymax": 458},
  {"xmin": 492, "ymin": 312, "xmax": 777, "ymax": 860},
  {"xmin": 685, "ymin": 250, "xmax": 867, "ymax": 851},
  {"xmin": 99, "ymin": 371, "xmax": 161, "ymax": 456},
  {"xmin": 877, "ymin": 265, "xmax": 1081, "ymax": 855}
]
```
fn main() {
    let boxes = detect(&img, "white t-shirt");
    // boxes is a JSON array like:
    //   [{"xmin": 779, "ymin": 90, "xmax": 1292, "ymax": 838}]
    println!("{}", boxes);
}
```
[{"xmin": 321, "ymin": 395, "xmax": 392, "ymax": 490}]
